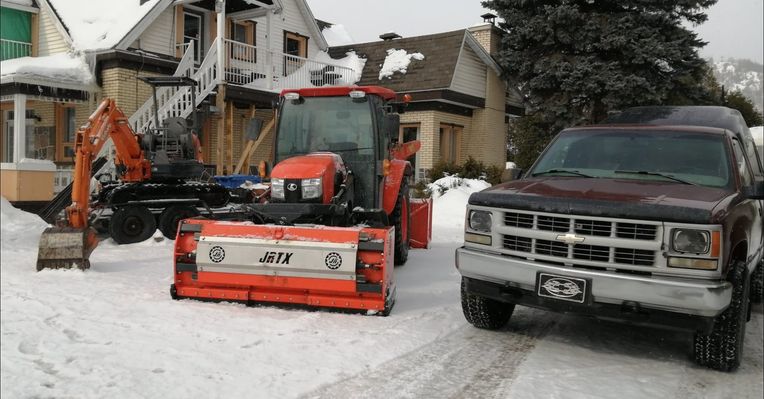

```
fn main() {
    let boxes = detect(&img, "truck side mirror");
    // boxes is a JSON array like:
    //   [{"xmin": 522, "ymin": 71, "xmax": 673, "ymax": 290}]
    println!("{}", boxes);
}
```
[{"xmin": 746, "ymin": 180, "xmax": 764, "ymax": 200}]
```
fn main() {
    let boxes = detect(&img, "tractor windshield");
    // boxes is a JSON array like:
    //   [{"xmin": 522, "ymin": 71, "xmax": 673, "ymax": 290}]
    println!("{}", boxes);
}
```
[{"xmin": 276, "ymin": 96, "xmax": 375, "ymax": 162}]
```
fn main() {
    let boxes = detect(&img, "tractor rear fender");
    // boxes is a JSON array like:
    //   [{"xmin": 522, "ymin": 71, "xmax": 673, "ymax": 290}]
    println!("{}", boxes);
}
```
[{"xmin": 382, "ymin": 159, "xmax": 411, "ymax": 215}]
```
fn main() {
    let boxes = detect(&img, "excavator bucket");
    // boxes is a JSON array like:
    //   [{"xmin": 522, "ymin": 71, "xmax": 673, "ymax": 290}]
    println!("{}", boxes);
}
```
[
  {"xmin": 171, "ymin": 219, "xmax": 396, "ymax": 315},
  {"xmin": 36, "ymin": 227, "xmax": 99, "ymax": 271}
]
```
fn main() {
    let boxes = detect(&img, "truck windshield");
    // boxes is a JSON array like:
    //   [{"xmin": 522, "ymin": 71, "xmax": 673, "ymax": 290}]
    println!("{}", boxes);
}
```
[
  {"xmin": 530, "ymin": 130, "xmax": 732, "ymax": 188},
  {"xmin": 275, "ymin": 97, "xmax": 374, "ymax": 162}
]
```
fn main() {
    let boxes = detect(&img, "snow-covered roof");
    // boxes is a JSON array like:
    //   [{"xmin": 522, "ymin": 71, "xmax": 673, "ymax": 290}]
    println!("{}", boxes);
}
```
[
  {"xmin": 0, "ymin": 53, "xmax": 96, "ymax": 90},
  {"xmin": 321, "ymin": 24, "xmax": 354, "ymax": 47},
  {"xmin": 379, "ymin": 49, "xmax": 424, "ymax": 80},
  {"xmin": 45, "ymin": 0, "xmax": 165, "ymax": 51}
]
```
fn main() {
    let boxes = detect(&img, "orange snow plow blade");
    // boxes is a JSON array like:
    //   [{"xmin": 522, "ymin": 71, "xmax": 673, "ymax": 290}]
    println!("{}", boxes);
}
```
[{"xmin": 171, "ymin": 219, "xmax": 396, "ymax": 315}]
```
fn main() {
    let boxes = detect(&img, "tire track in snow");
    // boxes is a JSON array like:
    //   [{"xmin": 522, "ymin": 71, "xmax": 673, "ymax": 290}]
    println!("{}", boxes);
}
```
[{"xmin": 300, "ymin": 308, "xmax": 556, "ymax": 399}]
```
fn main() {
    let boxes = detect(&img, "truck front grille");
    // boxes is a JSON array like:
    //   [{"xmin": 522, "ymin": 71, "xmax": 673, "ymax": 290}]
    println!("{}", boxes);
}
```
[{"xmin": 499, "ymin": 210, "xmax": 660, "ymax": 268}]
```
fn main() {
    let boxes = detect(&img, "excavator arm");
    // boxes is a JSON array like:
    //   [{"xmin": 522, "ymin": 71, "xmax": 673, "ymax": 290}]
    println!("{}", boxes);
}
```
[
  {"xmin": 67, "ymin": 99, "xmax": 151, "ymax": 228},
  {"xmin": 38, "ymin": 98, "xmax": 151, "ymax": 270}
]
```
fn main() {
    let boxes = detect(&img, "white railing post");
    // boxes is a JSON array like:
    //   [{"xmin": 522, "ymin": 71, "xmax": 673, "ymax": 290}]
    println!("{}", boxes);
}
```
[{"xmin": 216, "ymin": 0, "xmax": 225, "ymax": 81}]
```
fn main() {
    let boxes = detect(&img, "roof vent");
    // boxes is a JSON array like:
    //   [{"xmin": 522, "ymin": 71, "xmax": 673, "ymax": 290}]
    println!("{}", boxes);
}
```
[
  {"xmin": 481, "ymin": 13, "xmax": 497, "ymax": 24},
  {"xmin": 379, "ymin": 32, "xmax": 402, "ymax": 41}
]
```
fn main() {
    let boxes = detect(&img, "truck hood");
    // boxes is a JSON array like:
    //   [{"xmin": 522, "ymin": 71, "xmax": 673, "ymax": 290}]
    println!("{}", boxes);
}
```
[{"xmin": 469, "ymin": 177, "xmax": 734, "ymax": 224}]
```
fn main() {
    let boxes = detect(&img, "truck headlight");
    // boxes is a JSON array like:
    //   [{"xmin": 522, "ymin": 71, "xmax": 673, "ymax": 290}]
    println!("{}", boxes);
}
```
[
  {"xmin": 468, "ymin": 210, "xmax": 492, "ymax": 233},
  {"xmin": 672, "ymin": 229, "xmax": 710, "ymax": 254},
  {"xmin": 301, "ymin": 178, "xmax": 322, "ymax": 199},
  {"xmin": 271, "ymin": 178, "xmax": 285, "ymax": 199}
]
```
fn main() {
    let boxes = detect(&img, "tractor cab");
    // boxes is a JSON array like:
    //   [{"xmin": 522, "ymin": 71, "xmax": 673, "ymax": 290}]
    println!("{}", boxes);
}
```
[{"xmin": 266, "ymin": 87, "xmax": 403, "ymax": 224}]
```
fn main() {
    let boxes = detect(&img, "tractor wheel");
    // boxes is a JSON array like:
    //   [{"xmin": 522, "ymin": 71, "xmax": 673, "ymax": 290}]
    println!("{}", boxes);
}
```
[
  {"xmin": 693, "ymin": 260, "xmax": 750, "ymax": 371},
  {"xmin": 109, "ymin": 206, "xmax": 156, "ymax": 244},
  {"xmin": 461, "ymin": 277, "xmax": 514, "ymax": 330},
  {"xmin": 158, "ymin": 205, "xmax": 199, "ymax": 239},
  {"xmin": 391, "ymin": 181, "xmax": 410, "ymax": 265}
]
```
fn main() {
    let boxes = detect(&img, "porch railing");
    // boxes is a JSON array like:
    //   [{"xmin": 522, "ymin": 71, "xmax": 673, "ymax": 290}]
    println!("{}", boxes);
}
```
[
  {"xmin": 0, "ymin": 38, "xmax": 32, "ymax": 61},
  {"xmin": 223, "ymin": 39, "xmax": 359, "ymax": 90}
]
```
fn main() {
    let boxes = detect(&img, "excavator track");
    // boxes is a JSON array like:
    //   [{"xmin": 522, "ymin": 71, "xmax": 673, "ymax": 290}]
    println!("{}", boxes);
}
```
[{"xmin": 98, "ymin": 182, "xmax": 230, "ymax": 208}]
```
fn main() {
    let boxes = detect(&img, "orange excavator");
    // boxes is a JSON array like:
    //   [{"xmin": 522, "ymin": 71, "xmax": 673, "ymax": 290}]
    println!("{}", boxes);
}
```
[
  {"xmin": 36, "ymin": 77, "xmax": 228, "ymax": 270},
  {"xmin": 171, "ymin": 86, "xmax": 431, "ymax": 315}
]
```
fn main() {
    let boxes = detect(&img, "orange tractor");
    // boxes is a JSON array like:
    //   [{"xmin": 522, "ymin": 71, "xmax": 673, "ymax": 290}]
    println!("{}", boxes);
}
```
[{"xmin": 171, "ymin": 86, "xmax": 431, "ymax": 315}]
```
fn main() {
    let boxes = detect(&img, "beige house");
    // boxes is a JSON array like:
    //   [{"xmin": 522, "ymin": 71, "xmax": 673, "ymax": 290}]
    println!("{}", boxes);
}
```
[{"xmin": 329, "ymin": 24, "xmax": 523, "ymax": 181}]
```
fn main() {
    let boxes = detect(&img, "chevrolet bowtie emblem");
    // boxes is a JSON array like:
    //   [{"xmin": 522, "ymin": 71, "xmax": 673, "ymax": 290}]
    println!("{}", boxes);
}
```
[{"xmin": 555, "ymin": 233, "xmax": 585, "ymax": 245}]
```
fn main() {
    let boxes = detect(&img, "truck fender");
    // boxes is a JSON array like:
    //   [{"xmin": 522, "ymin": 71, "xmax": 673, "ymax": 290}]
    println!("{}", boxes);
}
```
[{"xmin": 383, "ymin": 160, "xmax": 412, "ymax": 215}]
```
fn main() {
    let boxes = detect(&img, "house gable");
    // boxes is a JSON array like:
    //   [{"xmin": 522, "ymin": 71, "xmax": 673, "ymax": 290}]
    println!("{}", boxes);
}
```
[
  {"xmin": 450, "ymin": 34, "xmax": 487, "ymax": 99},
  {"xmin": 35, "ymin": 0, "xmax": 71, "ymax": 56}
]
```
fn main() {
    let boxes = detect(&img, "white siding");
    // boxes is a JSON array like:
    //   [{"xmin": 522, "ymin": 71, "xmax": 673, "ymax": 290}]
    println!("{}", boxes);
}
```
[
  {"xmin": 37, "ymin": 6, "xmax": 68, "ymax": 56},
  {"xmin": 251, "ymin": 0, "xmax": 321, "ymax": 58},
  {"xmin": 450, "ymin": 44, "xmax": 487, "ymax": 99},
  {"xmin": 131, "ymin": 7, "xmax": 174, "ymax": 56}
]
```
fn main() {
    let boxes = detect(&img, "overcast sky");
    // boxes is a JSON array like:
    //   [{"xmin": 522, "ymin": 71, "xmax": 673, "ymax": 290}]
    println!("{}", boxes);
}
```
[{"xmin": 306, "ymin": 0, "xmax": 764, "ymax": 64}]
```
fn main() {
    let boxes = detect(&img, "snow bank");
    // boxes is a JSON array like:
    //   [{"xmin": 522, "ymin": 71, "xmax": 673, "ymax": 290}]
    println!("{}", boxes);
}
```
[
  {"xmin": 0, "ymin": 53, "xmax": 94, "ymax": 85},
  {"xmin": 0, "ymin": 197, "xmax": 48, "ymax": 246},
  {"xmin": 47, "ymin": 0, "xmax": 160, "ymax": 51},
  {"xmin": 322, "ymin": 24, "xmax": 354, "ymax": 46},
  {"xmin": 379, "ymin": 49, "xmax": 424, "ymax": 80},
  {"xmin": 428, "ymin": 176, "xmax": 491, "ymax": 243}
]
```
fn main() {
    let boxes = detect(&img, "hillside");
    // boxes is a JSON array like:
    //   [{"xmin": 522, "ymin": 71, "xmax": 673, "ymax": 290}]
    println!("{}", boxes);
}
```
[{"xmin": 713, "ymin": 58, "xmax": 764, "ymax": 112}]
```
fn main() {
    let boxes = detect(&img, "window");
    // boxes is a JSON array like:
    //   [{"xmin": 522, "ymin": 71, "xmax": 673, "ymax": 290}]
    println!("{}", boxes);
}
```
[
  {"xmin": 2, "ymin": 109, "xmax": 36, "ymax": 162},
  {"xmin": 283, "ymin": 31, "xmax": 307, "ymax": 75},
  {"xmin": 400, "ymin": 123, "xmax": 420, "ymax": 181},
  {"xmin": 0, "ymin": 7, "xmax": 32, "ymax": 60},
  {"xmin": 230, "ymin": 20, "xmax": 255, "ymax": 61},
  {"xmin": 743, "ymin": 137, "xmax": 764, "ymax": 179},
  {"xmin": 183, "ymin": 11, "xmax": 203, "ymax": 62},
  {"xmin": 439, "ymin": 124, "xmax": 462, "ymax": 163},
  {"xmin": 732, "ymin": 139, "xmax": 753, "ymax": 186},
  {"xmin": 56, "ymin": 104, "xmax": 76, "ymax": 161}
]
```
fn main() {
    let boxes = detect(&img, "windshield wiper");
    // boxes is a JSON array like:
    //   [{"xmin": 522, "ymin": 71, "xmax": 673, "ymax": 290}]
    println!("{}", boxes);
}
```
[
  {"xmin": 614, "ymin": 170, "xmax": 697, "ymax": 185},
  {"xmin": 531, "ymin": 169, "xmax": 594, "ymax": 178}
]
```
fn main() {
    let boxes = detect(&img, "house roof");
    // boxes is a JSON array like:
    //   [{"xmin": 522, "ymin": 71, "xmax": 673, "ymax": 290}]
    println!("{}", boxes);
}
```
[
  {"xmin": 43, "ymin": 0, "xmax": 327, "ymax": 52},
  {"xmin": 329, "ymin": 30, "xmax": 465, "ymax": 93},
  {"xmin": 328, "ymin": 29, "xmax": 502, "ymax": 96}
]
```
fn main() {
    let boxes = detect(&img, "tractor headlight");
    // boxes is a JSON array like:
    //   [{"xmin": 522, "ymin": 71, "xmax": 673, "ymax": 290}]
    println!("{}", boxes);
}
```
[
  {"xmin": 271, "ymin": 178, "xmax": 285, "ymax": 199},
  {"xmin": 301, "ymin": 178, "xmax": 322, "ymax": 199},
  {"xmin": 468, "ymin": 210, "xmax": 492, "ymax": 233},
  {"xmin": 672, "ymin": 229, "xmax": 710, "ymax": 254}
]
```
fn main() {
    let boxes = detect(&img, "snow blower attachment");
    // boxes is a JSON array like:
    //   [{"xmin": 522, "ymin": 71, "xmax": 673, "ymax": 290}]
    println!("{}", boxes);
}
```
[
  {"xmin": 172, "ymin": 220, "xmax": 396, "ymax": 314},
  {"xmin": 170, "ymin": 86, "xmax": 431, "ymax": 315}
]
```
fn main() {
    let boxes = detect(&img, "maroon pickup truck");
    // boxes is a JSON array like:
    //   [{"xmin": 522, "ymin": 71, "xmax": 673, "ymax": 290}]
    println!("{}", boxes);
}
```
[{"xmin": 456, "ymin": 106, "xmax": 764, "ymax": 371}]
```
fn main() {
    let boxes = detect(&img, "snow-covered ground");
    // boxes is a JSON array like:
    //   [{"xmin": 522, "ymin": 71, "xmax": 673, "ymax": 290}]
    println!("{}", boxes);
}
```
[{"xmin": 1, "ymin": 179, "xmax": 762, "ymax": 399}]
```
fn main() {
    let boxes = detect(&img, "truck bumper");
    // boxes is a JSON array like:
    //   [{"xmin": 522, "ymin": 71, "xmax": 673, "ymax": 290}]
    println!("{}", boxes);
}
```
[{"xmin": 456, "ymin": 247, "xmax": 732, "ymax": 323}]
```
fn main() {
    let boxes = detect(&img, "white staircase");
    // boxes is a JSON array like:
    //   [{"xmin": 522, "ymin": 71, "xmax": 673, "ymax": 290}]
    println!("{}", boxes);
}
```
[{"xmin": 129, "ymin": 40, "xmax": 221, "ymax": 132}]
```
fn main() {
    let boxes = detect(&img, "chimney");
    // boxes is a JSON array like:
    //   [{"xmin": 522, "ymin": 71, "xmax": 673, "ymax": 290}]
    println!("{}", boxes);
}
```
[
  {"xmin": 481, "ymin": 13, "xmax": 497, "ymax": 25},
  {"xmin": 379, "ymin": 32, "xmax": 402, "ymax": 41}
]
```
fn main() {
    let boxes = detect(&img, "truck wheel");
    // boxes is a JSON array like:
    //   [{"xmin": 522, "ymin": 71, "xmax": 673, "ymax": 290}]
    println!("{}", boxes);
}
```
[
  {"xmin": 461, "ymin": 278, "xmax": 514, "ymax": 330},
  {"xmin": 109, "ymin": 206, "xmax": 156, "ymax": 244},
  {"xmin": 693, "ymin": 261, "xmax": 750, "ymax": 371},
  {"xmin": 751, "ymin": 260, "xmax": 763, "ymax": 303},
  {"xmin": 391, "ymin": 181, "xmax": 410, "ymax": 265},
  {"xmin": 158, "ymin": 205, "xmax": 199, "ymax": 239}
]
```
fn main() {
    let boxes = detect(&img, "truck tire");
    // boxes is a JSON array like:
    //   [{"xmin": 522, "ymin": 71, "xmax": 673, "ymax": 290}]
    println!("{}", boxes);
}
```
[
  {"xmin": 693, "ymin": 261, "xmax": 750, "ymax": 371},
  {"xmin": 109, "ymin": 205, "xmax": 156, "ymax": 244},
  {"xmin": 392, "ymin": 181, "xmax": 410, "ymax": 265},
  {"xmin": 751, "ymin": 260, "xmax": 763, "ymax": 303},
  {"xmin": 158, "ymin": 205, "xmax": 199, "ymax": 239},
  {"xmin": 461, "ymin": 277, "xmax": 514, "ymax": 330}
]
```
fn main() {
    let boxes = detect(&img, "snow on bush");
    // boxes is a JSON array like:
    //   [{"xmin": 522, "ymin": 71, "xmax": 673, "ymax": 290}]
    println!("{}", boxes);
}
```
[
  {"xmin": 428, "ymin": 176, "xmax": 491, "ymax": 243},
  {"xmin": 379, "ymin": 49, "xmax": 424, "ymax": 80}
]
